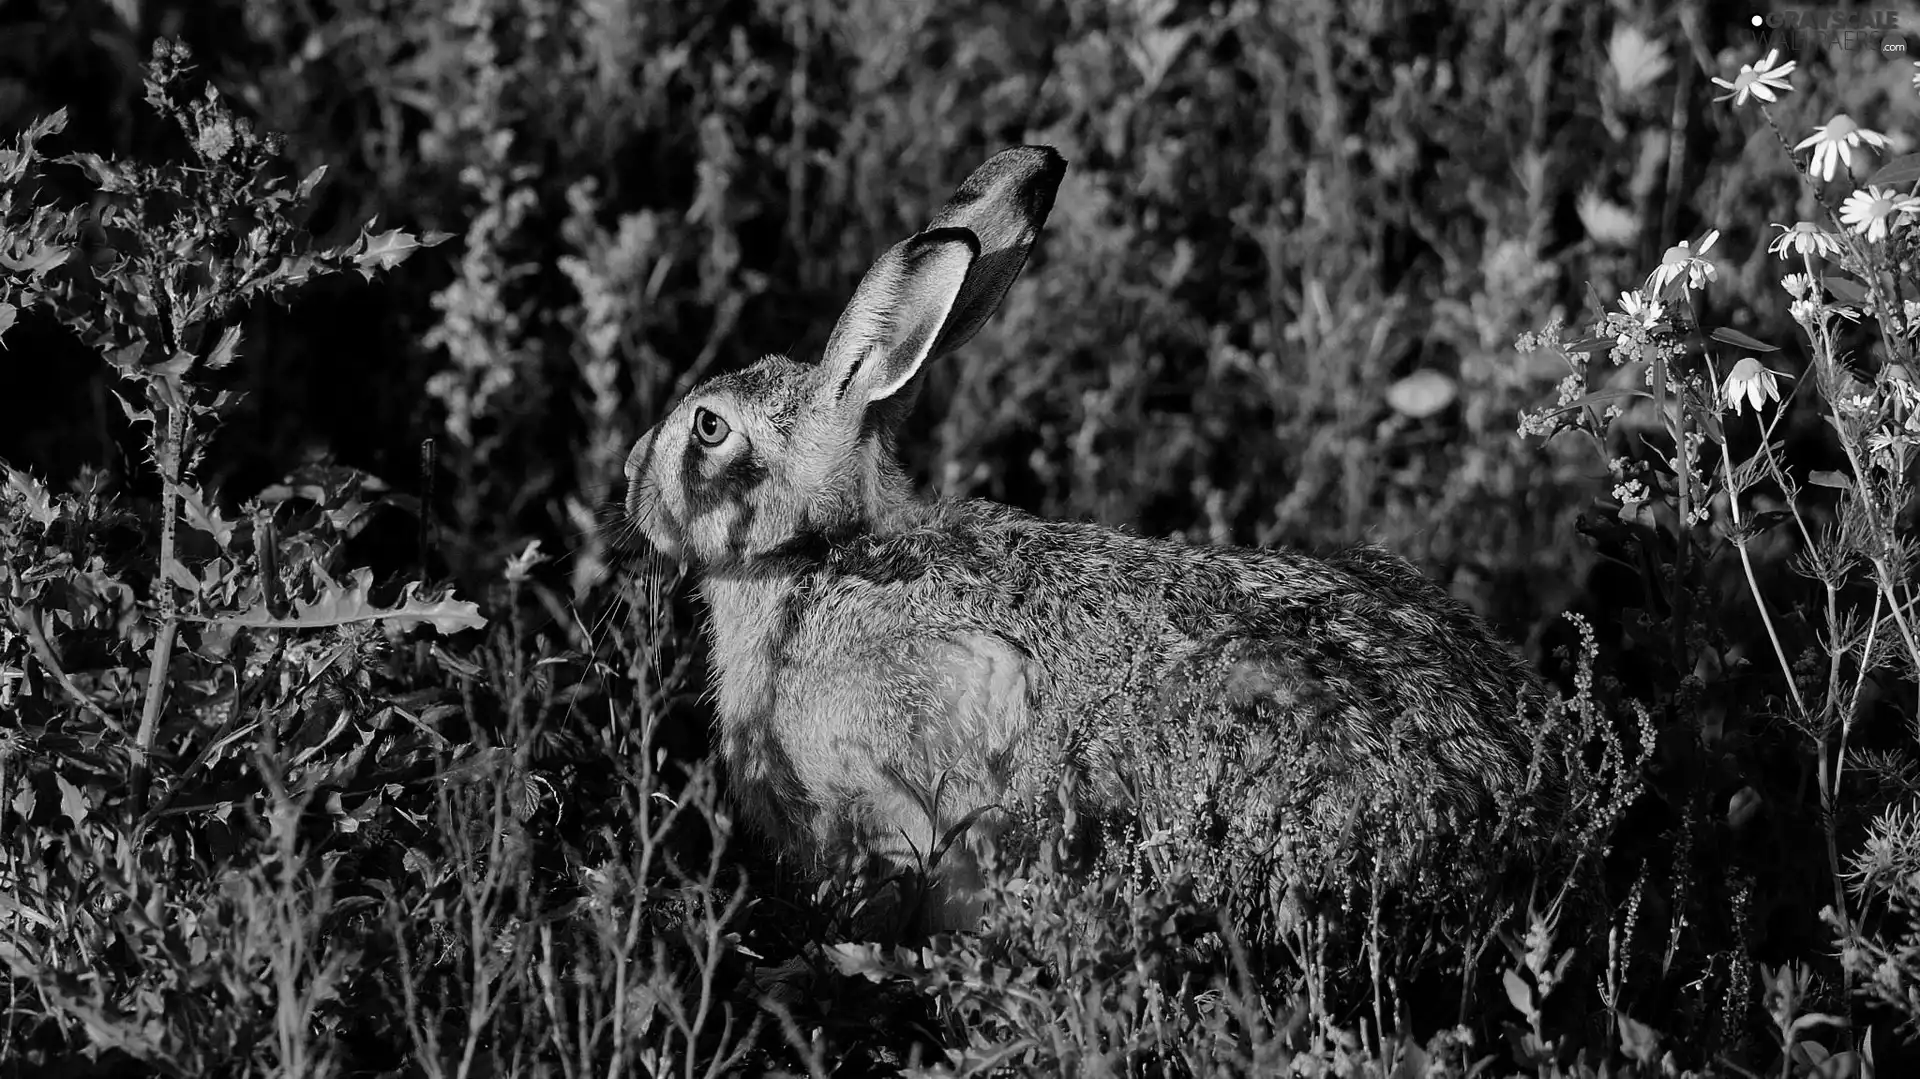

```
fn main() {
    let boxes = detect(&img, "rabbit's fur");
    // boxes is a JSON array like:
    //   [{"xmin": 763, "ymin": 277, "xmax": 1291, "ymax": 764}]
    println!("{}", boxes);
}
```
[{"xmin": 625, "ymin": 146, "xmax": 1554, "ymax": 929}]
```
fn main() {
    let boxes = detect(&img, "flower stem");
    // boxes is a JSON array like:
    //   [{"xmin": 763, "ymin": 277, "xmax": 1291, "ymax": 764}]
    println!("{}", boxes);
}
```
[{"xmin": 1718, "ymin": 440, "xmax": 1808, "ymax": 721}]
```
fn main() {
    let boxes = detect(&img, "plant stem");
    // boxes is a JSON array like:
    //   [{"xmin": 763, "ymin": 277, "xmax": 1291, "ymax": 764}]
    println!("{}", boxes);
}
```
[
  {"xmin": 1715, "ymin": 434, "xmax": 1810, "ymax": 718},
  {"xmin": 131, "ymin": 397, "xmax": 185, "ymax": 816},
  {"xmin": 1672, "ymin": 393, "xmax": 1693, "ymax": 682},
  {"xmin": 1723, "ymin": 501, "xmax": 1810, "ymax": 716},
  {"xmin": 1668, "ymin": 302, "xmax": 1699, "ymax": 684}
]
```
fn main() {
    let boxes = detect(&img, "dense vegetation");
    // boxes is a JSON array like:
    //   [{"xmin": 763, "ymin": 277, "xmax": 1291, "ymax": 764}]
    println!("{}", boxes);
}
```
[{"xmin": 2, "ymin": 1, "xmax": 1918, "ymax": 1074}]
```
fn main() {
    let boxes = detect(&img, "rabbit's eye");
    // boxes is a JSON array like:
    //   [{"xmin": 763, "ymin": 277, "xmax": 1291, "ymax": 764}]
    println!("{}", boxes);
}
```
[{"xmin": 692, "ymin": 407, "xmax": 731, "ymax": 447}]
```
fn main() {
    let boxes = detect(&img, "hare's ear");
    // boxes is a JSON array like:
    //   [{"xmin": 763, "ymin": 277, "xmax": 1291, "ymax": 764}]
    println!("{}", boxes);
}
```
[
  {"xmin": 819, "ymin": 147, "xmax": 1066, "ymax": 412},
  {"xmin": 821, "ymin": 227, "xmax": 978, "ymax": 409},
  {"xmin": 924, "ymin": 145, "xmax": 1066, "ymax": 358}
]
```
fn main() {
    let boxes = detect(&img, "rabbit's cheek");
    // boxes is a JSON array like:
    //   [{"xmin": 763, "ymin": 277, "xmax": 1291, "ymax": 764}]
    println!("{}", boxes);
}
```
[{"xmin": 687, "ymin": 501, "xmax": 744, "ymax": 560}]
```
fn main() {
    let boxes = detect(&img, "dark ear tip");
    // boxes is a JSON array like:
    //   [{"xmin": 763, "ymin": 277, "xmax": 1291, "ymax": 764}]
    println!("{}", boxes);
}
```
[
  {"xmin": 1002, "ymin": 144, "xmax": 1067, "ymax": 182},
  {"xmin": 1005, "ymin": 145, "xmax": 1066, "ymax": 216},
  {"xmin": 1031, "ymin": 145, "xmax": 1069, "ymax": 177},
  {"xmin": 1005, "ymin": 144, "xmax": 1067, "ymax": 171},
  {"xmin": 928, "ymin": 146, "xmax": 1069, "ymax": 241}
]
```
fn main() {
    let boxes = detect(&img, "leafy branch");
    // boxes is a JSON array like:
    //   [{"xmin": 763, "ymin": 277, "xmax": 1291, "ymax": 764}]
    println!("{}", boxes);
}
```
[{"xmin": 0, "ymin": 40, "xmax": 454, "ymax": 813}]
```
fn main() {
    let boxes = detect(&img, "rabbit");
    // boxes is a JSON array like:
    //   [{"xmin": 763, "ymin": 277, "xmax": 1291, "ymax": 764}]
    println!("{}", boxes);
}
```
[{"xmin": 623, "ymin": 146, "xmax": 1557, "ymax": 932}]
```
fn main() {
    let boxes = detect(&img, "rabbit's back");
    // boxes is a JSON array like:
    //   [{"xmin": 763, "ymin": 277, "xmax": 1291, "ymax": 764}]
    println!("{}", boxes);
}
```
[{"xmin": 784, "ymin": 500, "xmax": 1551, "ymax": 845}]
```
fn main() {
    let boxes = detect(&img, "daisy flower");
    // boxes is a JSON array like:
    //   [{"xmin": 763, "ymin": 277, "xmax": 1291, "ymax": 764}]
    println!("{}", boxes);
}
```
[
  {"xmin": 1836, "ymin": 392, "xmax": 1878, "ymax": 417},
  {"xmin": 1617, "ymin": 289, "xmax": 1664, "ymax": 328},
  {"xmin": 1647, "ymin": 229, "xmax": 1720, "ymax": 295},
  {"xmin": 1794, "ymin": 114, "xmax": 1889, "ymax": 182},
  {"xmin": 1722, "ymin": 357, "xmax": 1784, "ymax": 415},
  {"xmin": 1780, "ymin": 273, "xmax": 1814, "ymax": 299},
  {"xmin": 1711, "ymin": 49, "xmax": 1796, "ymax": 107},
  {"xmin": 1839, "ymin": 186, "xmax": 1920, "ymax": 243},
  {"xmin": 1768, "ymin": 221, "xmax": 1844, "ymax": 259}
]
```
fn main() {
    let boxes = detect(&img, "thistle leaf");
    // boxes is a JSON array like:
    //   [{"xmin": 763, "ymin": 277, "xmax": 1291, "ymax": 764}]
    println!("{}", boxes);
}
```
[{"xmin": 199, "ymin": 567, "xmax": 487, "ymax": 635}]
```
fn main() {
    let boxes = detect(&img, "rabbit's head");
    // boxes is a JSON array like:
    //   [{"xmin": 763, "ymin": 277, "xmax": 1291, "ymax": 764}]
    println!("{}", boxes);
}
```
[{"xmin": 625, "ymin": 147, "xmax": 1065, "ymax": 568}]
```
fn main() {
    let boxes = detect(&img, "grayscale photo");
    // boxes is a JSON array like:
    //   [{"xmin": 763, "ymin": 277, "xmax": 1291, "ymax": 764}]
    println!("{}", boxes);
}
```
[{"xmin": 1, "ymin": 1, "xmax": 1916, "ymax": 1075}]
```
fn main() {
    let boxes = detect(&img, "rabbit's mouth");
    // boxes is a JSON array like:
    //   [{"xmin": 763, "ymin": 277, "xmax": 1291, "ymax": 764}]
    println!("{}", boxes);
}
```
[{"xmin": 625, "ymin": 487, "xmax": 686, "ymax": 563}]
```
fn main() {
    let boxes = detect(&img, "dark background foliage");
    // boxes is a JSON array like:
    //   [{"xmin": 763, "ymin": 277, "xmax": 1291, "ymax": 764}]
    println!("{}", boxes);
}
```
[{"xmin": 3, "ymin": 0, "xmax": 1725, "ymax": 609}]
